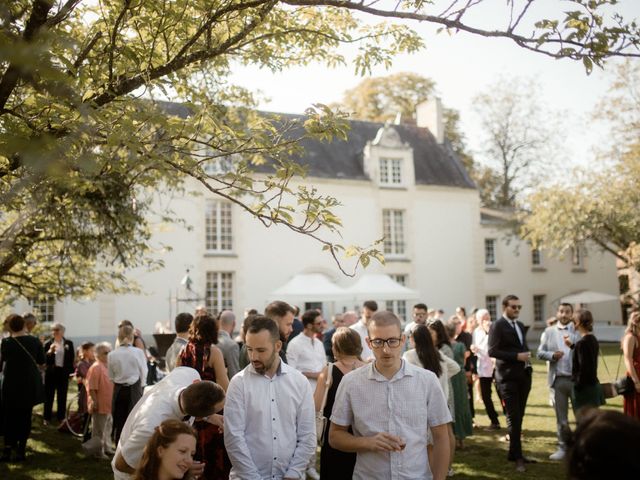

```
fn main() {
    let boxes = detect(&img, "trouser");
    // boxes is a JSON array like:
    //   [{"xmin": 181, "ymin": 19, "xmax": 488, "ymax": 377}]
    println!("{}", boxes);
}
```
[
  {"xmin": 551, "ymin": 376, "xmax": 573, "ymax": 449},
  {"xmin": 44, "ymin": 367, "xmax": 69, "ymax": 421},
  {"xmin": 3, "ymin": 405, "xmax": 33, "ymax": 451},
  {"xmin": 467, "ymin": 378, "xmax": 475, "ymax": 418},
  {"xmin": 82, "ymin": 413, "xmax": 112, "ymax": 456},
  {"xmin": 479, "ymin": 376, "xmax": 500, "ymax": 425},
  {"xmin": 497, "ymin": 369, "xmax": 532, "ymax": 461},
  {"xmin": 112, "ymin": 380, "xmax": 142, "ymax": 445}
]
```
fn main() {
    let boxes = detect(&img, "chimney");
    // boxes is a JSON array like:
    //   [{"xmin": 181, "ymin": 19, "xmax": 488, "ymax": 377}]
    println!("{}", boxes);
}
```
[{"xmin": 416, "ymin": 97, "xmax": 444, "ymax": 143}]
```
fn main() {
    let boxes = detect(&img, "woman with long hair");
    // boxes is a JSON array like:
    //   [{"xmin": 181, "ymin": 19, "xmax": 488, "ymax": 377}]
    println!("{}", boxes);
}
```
[
  {"xmin": 403, "ymin": 324, "xmax": 459, "ymax": 476},
  {"xmin": 445, "ymin": 322, "xmax": 473, "ymax": 449},
  {"xmin": 314, "ymin": 327, "xmax": 366, "ymax": 480},
  {"xmin": 565, "ymin": 309, "xmax": 604, "ymax": 417},
  {"xmin": 134, "ymin": 419, "xmax": 197, "ymax": 480},
  {"xmin": 621, "ymin": 310, "xmax": 640, "ymax": 418},
  {"xmin": 176, "ymin": 314, "xmax": 229, "ymax": 479}
]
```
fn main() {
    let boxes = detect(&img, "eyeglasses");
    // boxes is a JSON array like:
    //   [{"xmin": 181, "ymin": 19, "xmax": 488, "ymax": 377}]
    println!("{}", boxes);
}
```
[
  {"xmin": 369, "ymin": 337, "xmax": 402, "ymax": 349},
  {"xmin": 508, "ymin": 305, "xmax": 523, "ymax": 310}
]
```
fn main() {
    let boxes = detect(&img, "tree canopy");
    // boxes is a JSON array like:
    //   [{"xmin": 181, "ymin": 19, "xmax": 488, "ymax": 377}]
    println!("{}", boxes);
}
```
[{"xmin": 1, "ymin": 0, "xmax": 639, "ymax": 305}]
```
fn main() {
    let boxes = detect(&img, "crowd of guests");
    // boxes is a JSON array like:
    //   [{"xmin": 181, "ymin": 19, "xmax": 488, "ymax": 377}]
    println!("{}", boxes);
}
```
[{"xmin": 1, "ymin": 297, "xmax": 640, "ymax": 479}]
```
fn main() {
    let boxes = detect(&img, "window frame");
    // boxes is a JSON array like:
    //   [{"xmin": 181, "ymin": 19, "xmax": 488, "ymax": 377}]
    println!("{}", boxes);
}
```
[
  {"xmin": 382, "ymin": 209, "xmax": 406, "ymax": 257},
  {"xmin": 379, "ymin": 157, "xmax": 403, "ymax": 186},
  {"xmin": 205, "ymin": 200, "xmax": 233, "ymax": 253},
  {"xmin": 205, "ymin": 271, "xmax": 234, "ymax": 316}
]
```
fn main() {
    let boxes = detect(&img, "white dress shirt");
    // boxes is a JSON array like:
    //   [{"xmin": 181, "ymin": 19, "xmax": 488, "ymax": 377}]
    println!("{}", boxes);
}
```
[
  {"xmin": 111, "ymin": 367, "xmax": 201, "ymax": 480},
  {"xmin": 107, "ymin": 344, "xmax": 148, "ymax": 386},
  {"xmin": 286, "ymin": 332, "xmax": 327, "ymax": 391},
  {"xmin": 224, "ymin": 361, "xmax": 316, "ymax": 480},
  {"xmin": 350, "ymin": 320, "xmax": 374, "ymax": 361},
  {"xmin": 331, "ymin": 361, "xmax": 451, "ymax": 480}
]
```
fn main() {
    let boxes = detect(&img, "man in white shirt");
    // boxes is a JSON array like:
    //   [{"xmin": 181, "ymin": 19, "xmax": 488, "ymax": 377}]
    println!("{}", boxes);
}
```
[
  {"xmin": 350, "ymin": 300, "xmax": 378, "ymax": 362},
  {"xmin": 403, "ymin": 303, "xmax": 428, "ymax": 336},
  {"xmin": 224, "ymin": 315, "xmax": 316, "ymax": 480},
  {"xmin": 108, "ymin": 325, "xmax": 148, "ymax": 445},
  {"xmin": 112, "ymin": 367, "xmax": 225, "ymax": 480},
  {"xmin": 471, "ymin": 309, "xmax": 501, "ymax": 429},
  {"xmin": 217, "ymin": 310, "xmax": 241, "ymax": 379},
  {"xmin": 286, "ymin": 310, "xmax": 327, "ymax": 391},
  {"xmin": 537, "ymin": 303, "xmax": 579, "ymax": 461},
  {"xmin": 165, "ymin": 312, "xmax": 193, "ymax": 372},
  {"xmin": 330, "ymin": 311, "xmax": 451, "ymax": 480}
]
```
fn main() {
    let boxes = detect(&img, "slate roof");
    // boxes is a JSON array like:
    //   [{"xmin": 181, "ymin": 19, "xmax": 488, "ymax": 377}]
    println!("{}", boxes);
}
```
[{"xmin": 156, "ymin": 101, "xmax": 476, "ymax": 189}]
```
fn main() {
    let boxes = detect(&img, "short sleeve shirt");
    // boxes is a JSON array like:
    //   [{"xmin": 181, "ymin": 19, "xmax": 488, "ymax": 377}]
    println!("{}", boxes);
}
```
[{"xmin": 331, "ymin": 360, "xmax": 451, "ymax": 480}]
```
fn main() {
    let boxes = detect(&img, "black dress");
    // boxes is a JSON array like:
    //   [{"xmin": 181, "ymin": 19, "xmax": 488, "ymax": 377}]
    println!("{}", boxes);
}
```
[
  {"xmin": 320, "ymin": 365, "xmax": 356, "ymax": 480},
  {"xmin": 1, "ymin": 335, "xmax": 45, "ymax": 452}
]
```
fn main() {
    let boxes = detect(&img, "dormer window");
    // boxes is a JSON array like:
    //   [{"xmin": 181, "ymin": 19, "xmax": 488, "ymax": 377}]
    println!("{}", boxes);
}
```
[{"xmin": 380, "ymin": 158, "xmax": 402, "ymax": 185}]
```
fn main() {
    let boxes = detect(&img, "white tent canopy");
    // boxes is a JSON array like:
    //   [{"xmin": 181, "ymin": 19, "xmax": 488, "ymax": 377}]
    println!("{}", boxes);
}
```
[
  {"xmin": 268, "ymin": 273, "xmax": 349, "ymax": 302},
  {"xmin": 560, "ymin": 290, "xmax": 619, "ymax": 304},
  {"xmin": 346, "ymin": 273, "xmax": 419, "ymax": 301}
]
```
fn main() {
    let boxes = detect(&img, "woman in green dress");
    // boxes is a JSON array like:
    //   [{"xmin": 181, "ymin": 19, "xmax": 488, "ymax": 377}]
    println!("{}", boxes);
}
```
[{"xmin": 446, "ymin": 321, "xmax": 474, "ymax": 448}]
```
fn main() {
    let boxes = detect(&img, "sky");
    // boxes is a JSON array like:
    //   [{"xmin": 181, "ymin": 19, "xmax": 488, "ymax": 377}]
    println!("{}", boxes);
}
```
[{"xmin": 228, "ymin": 1, "xmax": 640, "ymax": 170}]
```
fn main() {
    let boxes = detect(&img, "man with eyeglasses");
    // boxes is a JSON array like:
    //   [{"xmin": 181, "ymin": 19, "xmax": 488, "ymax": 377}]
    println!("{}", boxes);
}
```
[
  {"xmin": 488, "ymin": 295, "xmax": 534, "ymax": 472},
  {"xmin": 403, "ymin": 303, "xmax": 429, "ymax": 336},
  {"xmin": 329, "ymin": 311, "xmax": 451, "ymax": 480}
]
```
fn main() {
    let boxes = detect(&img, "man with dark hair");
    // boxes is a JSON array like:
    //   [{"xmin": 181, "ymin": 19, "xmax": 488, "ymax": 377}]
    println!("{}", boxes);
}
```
[
  {"xmin": 224, "ymin": 315, "xmax": 316, "ymax": 480},
  {"xmin": 165, "ymin": 312, "xmax": 193, "ymax": 372},
  {"xmin": 403, "ymin": 303, "xmax": 429, "ymax": 336},
  {"xmin": 264, "ymin": 300, "xmax": 296, "ymax": 363},
  {"xmin": 350, "ymin": 300, "xmax": 378, "ymax": 362},
  {"xmin": 330, "ymin": 311, "xmax": 451, "ymax": 480},
  {"xmin": 112, "ymin": 367, "xmax": 225, "ymax": 480},
  {"xmin": 287, "ymin": 310, "xmax": 326, "ymax": 388},
  {"xmin": 537, "ymin": 302, "xmax": 578, "ymax": 461},
  {"xmin": 488, "ymin": 294, "xmax": 534, "ymax": 472}
]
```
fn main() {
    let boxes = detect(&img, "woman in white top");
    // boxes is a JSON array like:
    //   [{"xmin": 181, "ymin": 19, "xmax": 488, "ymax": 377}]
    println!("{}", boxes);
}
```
[
  {"xmin": 471, "ymin": 309, "xmax": 501, "ymax": 429},
  {"xmin": 403, "ymin": 324, "xmax": 459, "ymax": 475}
]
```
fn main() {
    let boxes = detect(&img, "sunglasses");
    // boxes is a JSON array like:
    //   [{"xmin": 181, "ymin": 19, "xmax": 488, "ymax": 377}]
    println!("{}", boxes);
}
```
[{"xmin": 509, "ymin": 305, "xmax": 523, "ymax": 310}]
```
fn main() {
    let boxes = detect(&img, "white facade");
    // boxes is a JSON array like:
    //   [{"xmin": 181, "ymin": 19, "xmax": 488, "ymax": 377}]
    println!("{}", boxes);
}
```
[{"xmin": 14, "ymin": 120, "xmax": 621, "ymax": 342}]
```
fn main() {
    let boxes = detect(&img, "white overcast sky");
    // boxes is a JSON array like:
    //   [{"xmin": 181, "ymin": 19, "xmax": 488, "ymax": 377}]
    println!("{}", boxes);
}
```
[{"xmin": 229, "ymin": 1, "xmax": 640, "ymax": 169}]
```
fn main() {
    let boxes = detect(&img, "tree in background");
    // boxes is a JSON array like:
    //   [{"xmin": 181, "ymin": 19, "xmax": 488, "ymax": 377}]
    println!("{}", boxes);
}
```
[
  {"xmin": 472, "ymin": 78, "xmax": 560, "ymax": 209},
  {"xmin": 1, "ymin": 1, "xmax": 638, "ymax": 305},
  {"xmin": 522, "ymin": 61, "xmax": 640, "ymax": 302}
]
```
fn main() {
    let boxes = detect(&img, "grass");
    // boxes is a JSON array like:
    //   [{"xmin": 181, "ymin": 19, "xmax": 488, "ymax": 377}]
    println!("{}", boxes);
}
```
[{"xmin": 0, "ymin": 345, "xmax": 625, "ymax": 479}]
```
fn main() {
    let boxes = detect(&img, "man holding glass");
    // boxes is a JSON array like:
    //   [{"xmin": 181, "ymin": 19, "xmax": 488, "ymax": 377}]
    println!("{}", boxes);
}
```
[{"xmin": 329, "ymin": 311, "xmax": 451, "ymax": 480}]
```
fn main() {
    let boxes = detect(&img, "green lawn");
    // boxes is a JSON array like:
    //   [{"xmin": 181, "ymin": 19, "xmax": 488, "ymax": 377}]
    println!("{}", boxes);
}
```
[{"xmin": 0, "ymin": 344, "xmax": 625, "ymax": 479}]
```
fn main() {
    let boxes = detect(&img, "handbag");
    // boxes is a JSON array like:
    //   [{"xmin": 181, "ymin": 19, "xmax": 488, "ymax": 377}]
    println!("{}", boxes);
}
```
[
  {"xmin": 315, "ymin": 363, "xmax": 333, "ymax": 446},
  {"xmin": 600, "ymin": 346, "xmax": 633, "ymax": 397}
]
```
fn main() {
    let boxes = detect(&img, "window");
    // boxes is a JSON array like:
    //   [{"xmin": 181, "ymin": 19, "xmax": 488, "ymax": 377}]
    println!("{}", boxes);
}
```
[
  {"xmin": 531, "ymin": 248, "xmax": 542, "ymax": 266},
  {"xmin": 485, "ymin": 295, "xmax": 499, "ymax": 321},
  {"xmin": 203, "ymin": 150, "xmax": 234, "ymax": 176},
  {"xmin": 533, "ymin": 295, "xmax": 546, "ymax": 325},
  {"xmin": 382, "ymin": 209, "xmax": 405, "ymax": 256},
  {"xmin": 571, "ymin": 245, "xmax": 584, "ymax": 269},
  {"xmin": 385, "ymin": 274, "xmax": 407, "ymax": 322},
  {"xmin": 30, "ymin": 295, "xmax": 55, "ymax": 324},
  {"xmin": 379, "ymin": 158, "xmax": 402, "ymax": 185},
  {"xmin": 205, "ymin": 200, "xmax": 233, "ymax": 252},
  {"xmin": 484, "ymin": 239, "xmax": 497, "ymax": 267},
  {"xmin": 205, "ymin": 272, "xmax": 233, "ymax": 316}
]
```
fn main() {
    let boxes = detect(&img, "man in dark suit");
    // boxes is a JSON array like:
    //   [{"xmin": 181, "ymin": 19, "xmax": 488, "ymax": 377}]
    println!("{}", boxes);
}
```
[
  {"xmin": 488, "ymin": 294, "xmax": 533, "ymax": 472},
  {"xmin": 43, "ymin": 323, "xmax": 75, "ymax": 425}
]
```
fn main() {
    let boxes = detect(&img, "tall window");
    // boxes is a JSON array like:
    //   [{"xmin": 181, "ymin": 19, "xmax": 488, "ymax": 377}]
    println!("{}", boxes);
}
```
[
  {"xmin": 484, "ymin": 239, "xmax": 497, "ymax": 267},
  {"xmin": 30, "ymin": 295, "xmax": 55, "ymax": 324},
  {"xmin": 531, "ymin": 248, "xmax": 542, "ymax": 266},
  {"xmin": 205, "ymin": 200, "xmax": 233, "ymax": 252},
  {"xmin": 382, "ymin": 209, "xmax": 405, "ymax": 256},
  {"xmin": 379, "ymin": 158, "xmax": 402, "ymax": 185},
  {"xmin": 485, "ymin": 295, "xmax": 499, "ymax": 321},
  {"xmin": 571, "ymin": 245, "xmax": 584, "ymax": 269},
  {"xmin": 385, "ymin": 274, "xmax": 407, "ymax": 322},
  {"xmin": 206, "ymin": 272, "xmax": 233, "ymax": 315},
  {"xmin": 533, "ymin": 295, "xmax": 546, "ymax": 325}
]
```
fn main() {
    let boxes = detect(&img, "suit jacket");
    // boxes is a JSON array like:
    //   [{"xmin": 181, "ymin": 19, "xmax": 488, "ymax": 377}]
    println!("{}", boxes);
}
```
[
  {"xmin": 537, "ymin": 323, "xmax": 580, "ymax": 387},
  {"xmin": 44, "ymin": 337, "xmax": 75, "ymax": 375},
  {"xmin": 488, "ymin": 316, "xmax": 530, "ymax": 383}
]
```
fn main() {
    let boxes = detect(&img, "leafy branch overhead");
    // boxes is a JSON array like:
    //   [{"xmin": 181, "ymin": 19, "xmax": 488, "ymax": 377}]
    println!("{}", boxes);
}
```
[{"xmin": 0, "ymin": 0, "xmax": 638, "ymax": 303}]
